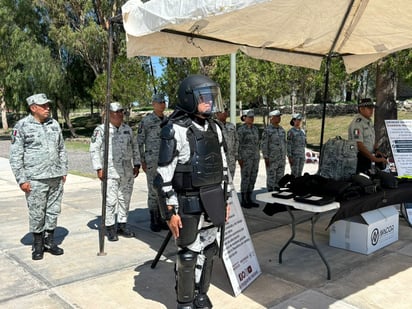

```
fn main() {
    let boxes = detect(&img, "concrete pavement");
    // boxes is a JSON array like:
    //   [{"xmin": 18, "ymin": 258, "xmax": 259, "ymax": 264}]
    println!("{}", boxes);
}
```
[{"xmin": 1, "ymin": 156, "xmax": 412, "ymax": 309}]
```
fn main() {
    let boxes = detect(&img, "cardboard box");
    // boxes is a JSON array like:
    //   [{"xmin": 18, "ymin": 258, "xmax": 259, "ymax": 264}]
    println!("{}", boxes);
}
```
[{"xmin": 329, "ymin": 205, "xmax": 399, "ymax": 255}]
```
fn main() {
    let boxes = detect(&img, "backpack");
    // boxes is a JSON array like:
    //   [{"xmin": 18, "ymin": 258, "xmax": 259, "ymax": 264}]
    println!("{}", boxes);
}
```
[{"xmin": 318, "ymin": 136, "xmax": 357, "ymax": 181}]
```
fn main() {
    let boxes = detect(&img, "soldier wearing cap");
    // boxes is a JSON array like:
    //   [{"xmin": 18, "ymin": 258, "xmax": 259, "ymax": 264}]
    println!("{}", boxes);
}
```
[
  {"xmin": 90, "ymin": 102, "xmax": 141, "ymax": 241},
  {"xmin": 137, "ymin": 93, "xmax": 168, "ymax": 232},
  {"xmin": 287, "ymin": 113, "xmax": 306, "ymax": 177},
  {"xmin": 261, "ymin": 110, "xmax": 286, "ymax": 191},
  {"xmin": 237, "ymin": 109, "xmax": 260, "ymax": 208},
  {"xmin": 348, "ymin": 98, "xmax": 387, "ymax": 174},
  {"xmin": 10, "ymin": 93, "xmax": 68, "ymax": 260},
  {"xmin": 215, "ymin": 107, "xmax": 239, "ymax": 179}
]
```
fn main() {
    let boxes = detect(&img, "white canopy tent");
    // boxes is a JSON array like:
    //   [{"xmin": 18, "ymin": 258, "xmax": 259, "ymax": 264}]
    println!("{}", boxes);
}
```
[
  {"xmin": 121, "ymin": 0, "xmax": 412, "ymax": 145},
  {"xmin": 122, "ymin": 0, "xmax": 412, "ymax": 73}
]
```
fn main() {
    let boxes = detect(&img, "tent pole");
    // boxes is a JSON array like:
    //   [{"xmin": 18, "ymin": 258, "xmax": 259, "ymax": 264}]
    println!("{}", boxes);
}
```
[
  {"xmin": 319, "ymin": 54, "xmax": 331, "ymax": 154},
  {"xmin": 230, "ymin": 53, "xmax": 236, "ymax": 124},
  {"xmin": 98, "ymin": 14, "xmax": 122, "ymax": 256}
]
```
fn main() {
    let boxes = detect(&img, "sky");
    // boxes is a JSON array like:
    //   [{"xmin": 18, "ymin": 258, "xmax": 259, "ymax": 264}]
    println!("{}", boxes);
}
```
[{"xmin": 151, "ymin": 56, "xmax": 164, "ymax": 77}]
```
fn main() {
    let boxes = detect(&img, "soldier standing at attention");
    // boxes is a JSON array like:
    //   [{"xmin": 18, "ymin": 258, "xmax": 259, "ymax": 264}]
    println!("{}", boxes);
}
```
[
  {"xmin": 215, "ymin": 107, "xmax": 239, "ymax": 179},
  {"xmin": 261, "ymin": 110, "xmax": 286, "ymax": 191},
  {"xmin": 348, "ymin": 98, "xmax": 387, "ymax": 174},
  {"xmin": 137, "ymin": 93, "xmax": 168, "ymax": 232},
  {"xmin": 90, "ymin": 102, "xmax": 140, "ymax": 241},
  {"xmin": 287, "ymin": 113, "xmax": 306, "ymax": 177},
  {"xmin": 237, "ymin": 110, "xmax": 260, "ymax": 208},
  {"xmin": 10, "ymin": 93, "xmax": 68, "ymax": 260}
]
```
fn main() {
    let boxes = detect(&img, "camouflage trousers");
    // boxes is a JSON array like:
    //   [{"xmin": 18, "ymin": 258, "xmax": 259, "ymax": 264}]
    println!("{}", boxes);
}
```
[
  {"xmin": 25, "ymin": 177, "xmax": 64, "ymax": 233},
  {"xmin": 290, "ymin": 156, "xmax": 305, "ymax": 177},
  {"xmin": 227, "ymin": 156, "xmax": 237, "ymax": 180},
  {"xmin": 240, "ymin": 157, "xmax": 259, "ymax": 193},
  {"xmin": 265, "ymin": 158, "xmax": 286, "ymax": 190},
  {"xmin": 104, "ymin": 176, "xmax": 134, "ymax": 226},
  {"xmin": 144, "ymin": 165, "xmax": 160, "ymax": 212}
]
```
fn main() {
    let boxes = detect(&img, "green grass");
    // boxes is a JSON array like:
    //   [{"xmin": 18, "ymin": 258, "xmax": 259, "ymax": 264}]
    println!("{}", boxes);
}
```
[{"xmin": 58, "ymin": 109, "xmax": 412, "ymax": 153}]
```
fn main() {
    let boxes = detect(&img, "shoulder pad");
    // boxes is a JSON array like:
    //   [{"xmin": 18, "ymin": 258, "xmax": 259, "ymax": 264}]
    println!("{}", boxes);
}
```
[{"xmin": 160, "ymin": 122, "xmax": 175, "ymax": 139}]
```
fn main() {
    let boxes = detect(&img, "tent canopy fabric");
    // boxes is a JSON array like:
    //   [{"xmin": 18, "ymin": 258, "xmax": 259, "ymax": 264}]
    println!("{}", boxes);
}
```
[{"xmin": 122, "ymin": 0, "xmax": 412, "ymax": 73}]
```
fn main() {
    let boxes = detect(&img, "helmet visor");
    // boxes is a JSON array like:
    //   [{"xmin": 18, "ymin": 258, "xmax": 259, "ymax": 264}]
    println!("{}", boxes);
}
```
[{"xmin": 193, "ymin": 86, "xmax": 224, "ymax": 116}]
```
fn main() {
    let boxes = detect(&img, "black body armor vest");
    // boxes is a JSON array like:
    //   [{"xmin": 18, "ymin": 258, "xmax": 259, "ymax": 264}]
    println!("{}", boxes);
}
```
[{"xmin": 172, "ymin": 120, "xmax": 223, "ymax": 192}]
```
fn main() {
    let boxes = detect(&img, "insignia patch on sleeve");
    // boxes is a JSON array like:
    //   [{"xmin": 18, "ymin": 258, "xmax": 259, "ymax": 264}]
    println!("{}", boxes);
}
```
[
  {"xmin": 91, "ymin": 130, "xmax": 99, "ymax": 143},
  {"xmin": 10, "ymin": 129, "xmax": 18, "ymax": 144},
  {"xmin": 353, "ymin": 128, "xmax": 360, "ymax": 139}
]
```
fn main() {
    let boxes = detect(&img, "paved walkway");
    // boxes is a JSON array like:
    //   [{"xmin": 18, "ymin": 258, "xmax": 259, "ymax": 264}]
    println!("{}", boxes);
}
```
[{"xmin": 1, "ymin": 156, "xmax": 412, "ymax": 309}]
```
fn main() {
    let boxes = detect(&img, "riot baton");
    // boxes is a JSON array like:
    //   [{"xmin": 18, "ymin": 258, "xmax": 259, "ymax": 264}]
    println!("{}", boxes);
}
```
[{"xmin": 151, "ymin": 230, "xmax": 172, "ymax": 269}]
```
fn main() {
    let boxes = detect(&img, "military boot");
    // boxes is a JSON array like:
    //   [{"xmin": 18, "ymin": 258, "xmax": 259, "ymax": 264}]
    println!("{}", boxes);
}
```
[
  {"xmin": 44, "ymin": 230, "xmax": 64, "ymax": 255},
  {"xmin": 106, "ymin": 225, "xmax": 118, "ymax": 241},
  {"xmin": 241, "ymin": 193, "xmax": 252, "ymax": 208},
  {"xmin": 194, "ymin": 294, "xmax": 213, "ymax": 309},
  {"xmin": 247, "ymin": 192, "xmax": 260, "ymax": 208},
  {"xmin": 32, "ymin": 232, "xmax": 44, "ymax": 260},
  {"xmin": 177, "ymin": 302, "xmax": 195, "ymax": 309},
  {"xmin": 150, "ymin": 210, "xmax": 162, "ymax": 232},
  {"xmin": 117, "ymin": 223, "xmax": 135, "ymax": 238}
]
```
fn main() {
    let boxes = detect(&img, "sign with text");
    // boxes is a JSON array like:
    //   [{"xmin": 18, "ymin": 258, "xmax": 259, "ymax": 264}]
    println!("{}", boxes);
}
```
[
  {"xmin": 385, "ymin": 119, "xmax": 412, "ymax": 176},
  {"xmin": 219, "ymin": 189, "xmax": 261, "ymax": 296}
]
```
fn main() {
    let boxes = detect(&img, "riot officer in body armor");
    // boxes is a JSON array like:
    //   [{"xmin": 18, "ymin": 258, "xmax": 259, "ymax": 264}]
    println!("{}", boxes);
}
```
[{"xmin": 155, "ymin": 75, "xmax": 230, "ymax": 309}]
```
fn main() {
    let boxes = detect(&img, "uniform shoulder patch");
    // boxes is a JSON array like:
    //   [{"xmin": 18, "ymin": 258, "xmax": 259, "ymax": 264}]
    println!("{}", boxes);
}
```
[
  {"xmin": 10, "ymin": 129, "xmax": 18, "ymax": 144},
  {"xmin": 356, "ymin": 118, "xmax": 362, "ymax": 122}
]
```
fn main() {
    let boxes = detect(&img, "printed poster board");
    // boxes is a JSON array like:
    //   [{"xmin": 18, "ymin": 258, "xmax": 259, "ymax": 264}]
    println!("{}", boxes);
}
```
[
  {"xmin": 219, "ymin": 188, "xmax": 261, "ymax": 296},
  {"xmin": 385, "ymin": 119, "xmax": 412, "ymax": 176}
]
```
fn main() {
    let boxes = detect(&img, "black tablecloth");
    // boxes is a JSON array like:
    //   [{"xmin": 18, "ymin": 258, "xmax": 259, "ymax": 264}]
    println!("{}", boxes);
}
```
[{"xmin": 327, "ymin": 182, "xmax": 412, "ymax": 228}]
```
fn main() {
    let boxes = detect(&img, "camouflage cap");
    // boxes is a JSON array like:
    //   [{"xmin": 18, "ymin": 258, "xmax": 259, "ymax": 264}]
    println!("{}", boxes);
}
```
[
  {"xmin": 269, "ymin": 110, "xmax": 281, "ymax": 117},
  {"xmin": 109, "ymin": 102, "xmax": 124, "ymax": 112},
  {"xmin": 358, "ymin": 98, "xmax": 376, "ymax": 108},
  {"xmin": 242, "ymin": 109, "xmax": 254, "ymax": 117},
  {"xmin": 292, "ymin": 113, "xmax": 303, "ymax": 120},
  {"xmin": 152, "ymin": 93, "xmax": 166, "ymax": 103},
  {"xmin": 26, "ymin": 93, "xmax": 51, "ymax": 106}
]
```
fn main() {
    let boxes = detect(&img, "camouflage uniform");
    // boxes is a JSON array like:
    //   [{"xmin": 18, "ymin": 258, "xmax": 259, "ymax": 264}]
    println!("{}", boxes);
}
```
[
  {"xmin": 261, "ymin": 124, "xmax": 286, "ymax": 190},
  {"xmin": 237, "ymin": 123, "xmax": 260, "ymax": 194},
  {"xmin": 287, "ymin": 127, "xmax": 306, "ymax": 177},
  {"xmin": 348, "ymin": 113, "xmax": 375, "ymax": 173},
  {"xmin": 137, "ymin": 111, "xmax": 165, "ymax": 230},
  {"xmin": 10, "ymin": 114, "xmax": 68, "ymax": 233},
  {"xmin": 217, "ymin": 120, "xmax": 238, "ymax": 178},
  {"xmin": 89, "ymin": 122, "xmax": 140, "ymax": 227}
]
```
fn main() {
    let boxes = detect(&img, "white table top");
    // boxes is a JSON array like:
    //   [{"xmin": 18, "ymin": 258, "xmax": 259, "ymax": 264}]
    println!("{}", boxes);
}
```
[{"xmin": 256, "ymin": 192, "xmax": 340, "ymax": 213}]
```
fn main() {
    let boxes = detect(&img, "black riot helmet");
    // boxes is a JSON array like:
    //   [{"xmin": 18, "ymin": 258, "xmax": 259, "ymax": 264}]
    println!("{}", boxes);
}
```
[{"xmin": 177, "ymin": 74, "xmax": 224, "ymax": 118}]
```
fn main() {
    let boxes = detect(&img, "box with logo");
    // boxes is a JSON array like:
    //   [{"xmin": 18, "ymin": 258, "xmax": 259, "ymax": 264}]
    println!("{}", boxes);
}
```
[{"xmin": 329, "ymin": 205, "xmax": 399, "ymax": 255}]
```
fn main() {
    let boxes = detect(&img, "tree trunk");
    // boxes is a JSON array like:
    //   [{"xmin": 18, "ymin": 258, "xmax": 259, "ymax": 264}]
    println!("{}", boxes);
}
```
[
  {"xmin": 0, "ymin": 94, "xmax": 8, "ymax": 130},
  {"xmin": 56, "ymin": 99, "xmax": 78, "ymax": 138},
  {"xmin": 375, "ymin": 63, "xmax": 397, "ymax": 157}
]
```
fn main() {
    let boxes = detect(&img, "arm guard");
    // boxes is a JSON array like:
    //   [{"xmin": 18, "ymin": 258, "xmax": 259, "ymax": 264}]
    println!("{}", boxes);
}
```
[
  {"xmin": 153, "ymin": 173, "xmax": 175, "ymax": 220},
  {"xmin": 158, "ymin": 122, "xmax": 177, "ymax": 167}
]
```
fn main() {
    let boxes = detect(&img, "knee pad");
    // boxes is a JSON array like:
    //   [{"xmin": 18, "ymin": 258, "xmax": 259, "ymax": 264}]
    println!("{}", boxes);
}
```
[
  {"xmin": 176, "ymin": 248, "xmax": 198, "ymax": 303},
  {"xmin": 177, "ymin": 248, "xmax": 198, "ymax": 268}
]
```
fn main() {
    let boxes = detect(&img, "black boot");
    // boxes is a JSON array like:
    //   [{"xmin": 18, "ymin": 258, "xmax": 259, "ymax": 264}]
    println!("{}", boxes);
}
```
[
  {"xmin": 247, "ymin": 192, "xmax": 259, "ymax": 208},
  {"xmin": 150, "ymin": 210, "xmax": 162, "ymax": 232},
  {"xmin": 194, "ymin": 294, "xmax": 213, "ymax": 309},
  {"xmin": 106, "ymin": 225, "xmax": 118, "ymax": 241},
  {"xmin": 117, "ymin": 223, "xmax": 135, "ymax": 238},
  {"xmin": 44, "ymin": 230, "xmax": 64, "ymax": 255},
  {"xmin": 177, "ymin": 302, "xmax": 195, "ymax": 309},
  {"xmin": 32, "ymin": 232, "xmax": 44, "ymax": 260},
  {"xmin": 241, "ymin": 193, "xmax": 252, "ymax": 209}
]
